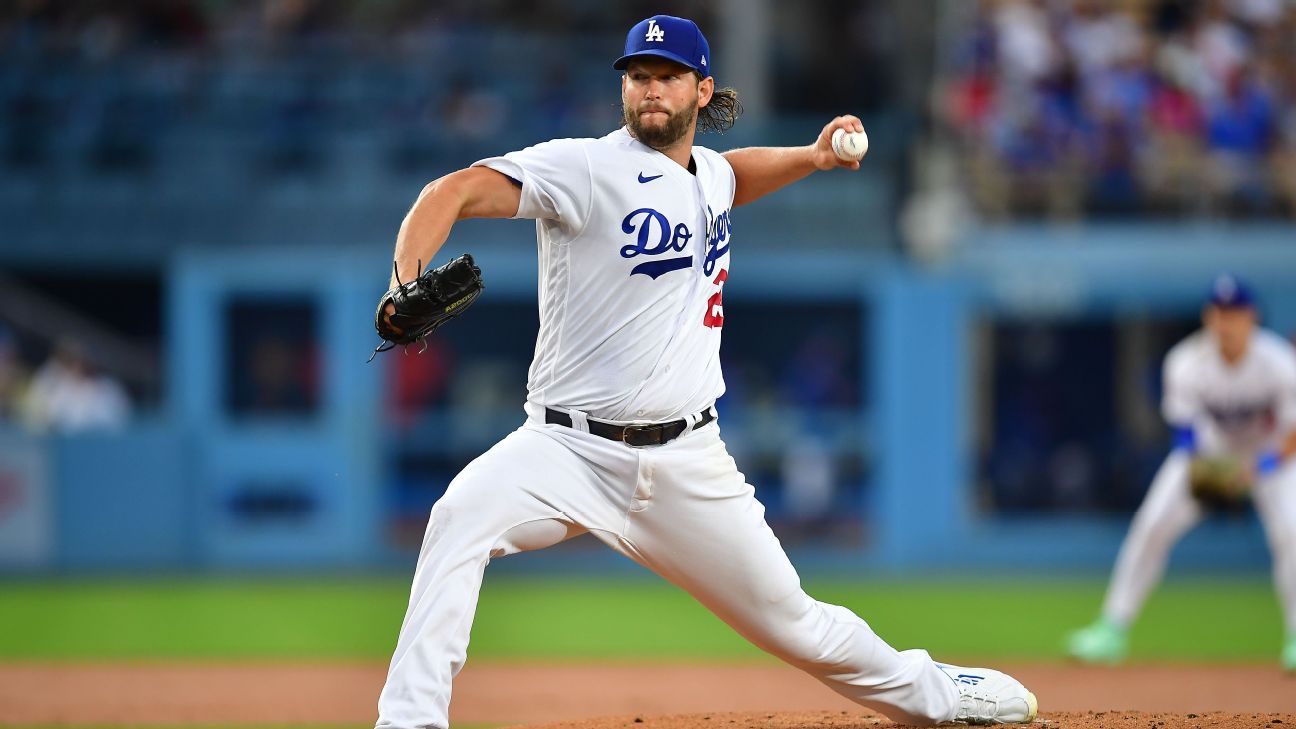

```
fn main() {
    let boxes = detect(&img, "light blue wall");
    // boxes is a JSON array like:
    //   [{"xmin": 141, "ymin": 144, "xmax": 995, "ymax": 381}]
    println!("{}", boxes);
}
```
[
  {"xmin": 55, "ymin": 426, "xmax": 194, "ymax": 569},
  {"xmin": 167, "ymin": 248, "xmax": 385, "ymax": 569},
  {"xmin": 12, "ymin": 225, "xmax": 1294, "ymax": 572},
  {"xmin": 879, "ymin": 227, "xmax": 1295, "ymax": 570}
]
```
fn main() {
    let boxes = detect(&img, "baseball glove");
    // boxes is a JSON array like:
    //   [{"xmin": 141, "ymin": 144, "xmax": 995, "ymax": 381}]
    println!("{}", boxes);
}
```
[
  {"xmin": 369, "ymin": 254, "xmax": 483, "ymax": 361},
  {"xmin": 1188, "ymin": 455, "xmax": 1253, "ymax": 510}
]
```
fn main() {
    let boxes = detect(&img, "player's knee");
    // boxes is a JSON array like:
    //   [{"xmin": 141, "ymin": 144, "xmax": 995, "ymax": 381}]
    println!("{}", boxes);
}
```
[
  {"xmin": 803, "ymin": 602, "xmax": 867, "ymax": 667},
  {"xmin": 752, "ymin": 623, "xmax": 826, "ymax": 667},
  {"xmin": 439, "ymin": 463, "xmax": 519, "ymax": 511},
  {"xmin": 424, "ymin": 478, "xmax": 501, "ymax": 542},
  {"xmin": 757, "ymin": 598, "xmax": 857, "ymax": 670},
  {"xmin": 1128, "ymin": 516, "xmax": 1181, "ymax": 554},
  {"xmin": 429, "ymin": 473, "xmax": 564, "ymax": 557},
  {"xmin": 773, "ymin": 631, "xmax": 855, "ymax": 673}
]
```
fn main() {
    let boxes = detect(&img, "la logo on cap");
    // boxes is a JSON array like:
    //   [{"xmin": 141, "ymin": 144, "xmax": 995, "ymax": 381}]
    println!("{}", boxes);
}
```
[{"xmin": 645, "ymin": 19, "xmax": 665, "ymax": 41}]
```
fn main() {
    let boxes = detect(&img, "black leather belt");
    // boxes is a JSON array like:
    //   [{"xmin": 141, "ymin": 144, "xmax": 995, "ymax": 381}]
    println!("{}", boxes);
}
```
[{"xmin": 545, "ymin": 407, "xmax": 715, "ymax": 448}]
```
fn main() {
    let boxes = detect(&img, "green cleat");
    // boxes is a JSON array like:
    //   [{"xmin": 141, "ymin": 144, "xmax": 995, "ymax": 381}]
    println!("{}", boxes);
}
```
[
  {"xmin": 1283, "ymin": 635, "xmax": 1296, "ymax": 673},
  {"xmin": 1066, "ymin": 618, "xmax": 1128, "ymax": 665}
]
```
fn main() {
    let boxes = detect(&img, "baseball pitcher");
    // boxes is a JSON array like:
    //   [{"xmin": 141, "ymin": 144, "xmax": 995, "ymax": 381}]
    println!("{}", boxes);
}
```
[{"xmin": 373, "ymin": 16, "xmax": 1038, "ymax": 728}]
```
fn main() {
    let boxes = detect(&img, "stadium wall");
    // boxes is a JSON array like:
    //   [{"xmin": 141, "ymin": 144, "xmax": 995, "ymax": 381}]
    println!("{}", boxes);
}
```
[{"xmin": 1, "ymin": 226, "xmax": 1291, "ymax": 573}]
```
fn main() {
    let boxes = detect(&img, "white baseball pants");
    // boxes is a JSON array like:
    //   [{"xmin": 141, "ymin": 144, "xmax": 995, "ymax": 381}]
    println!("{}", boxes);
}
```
[
  {"xmin": 375, "ymin": 414, "xmax": 960, "ymax": 728},
  {"xmin": 1100, "ymin": 450, "xmax": 1296, "ymax": 633}
]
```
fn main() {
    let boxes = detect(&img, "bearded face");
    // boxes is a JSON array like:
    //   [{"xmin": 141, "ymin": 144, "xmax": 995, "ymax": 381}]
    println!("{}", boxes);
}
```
[
  {"xmin": 623, "ymin": 95, "xmax": 698, "ymax": 149},
  {"xmin": 621, "ymin": 58, "xmax": 705, "ymax": 150}
]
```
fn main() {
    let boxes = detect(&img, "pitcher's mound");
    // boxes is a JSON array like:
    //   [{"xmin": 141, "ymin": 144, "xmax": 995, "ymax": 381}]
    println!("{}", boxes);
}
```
[{"xmin": 509, "ymin": 709, "xmax": 1296, "ymax": 729}]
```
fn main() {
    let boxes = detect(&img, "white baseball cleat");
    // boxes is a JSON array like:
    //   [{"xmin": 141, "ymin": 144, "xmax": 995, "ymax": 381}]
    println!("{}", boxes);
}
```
[{"xmin": 936, "ymin": 663, "xmax": 1038, "ymax": 725}]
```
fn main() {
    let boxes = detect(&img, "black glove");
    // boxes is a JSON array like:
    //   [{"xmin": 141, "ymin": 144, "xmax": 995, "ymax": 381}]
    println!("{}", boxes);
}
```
[{"xmin": 369, "ymin": 254, "xmax": 483, "ymax": 360}]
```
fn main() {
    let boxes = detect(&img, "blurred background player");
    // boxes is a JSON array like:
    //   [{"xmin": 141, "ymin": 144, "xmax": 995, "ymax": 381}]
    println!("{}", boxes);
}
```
[{"xmin": 1067, "ymin": 274, "xmax": 1296, "ymax": 671}]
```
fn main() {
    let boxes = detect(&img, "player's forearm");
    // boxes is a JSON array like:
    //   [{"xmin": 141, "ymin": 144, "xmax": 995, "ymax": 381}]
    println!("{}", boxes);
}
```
[
  {"xmin": 724, "ymin": 146, "xmax": 818, "ymax": 207},
  {"xmin": 389, "ymin": 167, "xmax": 523, "ymax": 287},
  {"xmin": 390, "ymin": 177, "xmax": 465, "ymax": 287}
]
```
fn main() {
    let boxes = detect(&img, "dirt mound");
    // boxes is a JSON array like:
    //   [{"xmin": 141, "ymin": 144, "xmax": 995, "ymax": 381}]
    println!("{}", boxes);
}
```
[
  {"xmin": 505, "ymin": 711, "xmax": 893, "ymax": 729},
  {"xmin": 508, "ymin": 710, "xmax": 1296, "ymax": 729},
  {"xmin": 1, "ymin": 661, "xmax": 1293, "ymax": 725}
]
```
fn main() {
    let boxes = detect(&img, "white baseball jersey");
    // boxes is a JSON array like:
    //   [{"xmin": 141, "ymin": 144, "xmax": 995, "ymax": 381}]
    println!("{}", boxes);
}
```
[
  {"xmin": 379, "ymin": 128, "xmax": 983, "ymax": 729},
  {"xmin": 472, "ymin": 126, "xmax": 735, "ymax": 422},
  {"xmin": 1163, "ymin": 328, "xmax": 1296, "ymax": 456}
]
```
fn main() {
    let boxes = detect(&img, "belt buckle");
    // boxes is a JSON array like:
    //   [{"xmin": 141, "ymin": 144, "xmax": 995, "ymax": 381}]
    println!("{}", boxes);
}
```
[{"xmin": 622, "ymin": 421, "xmax": 661, "ymax": 448}]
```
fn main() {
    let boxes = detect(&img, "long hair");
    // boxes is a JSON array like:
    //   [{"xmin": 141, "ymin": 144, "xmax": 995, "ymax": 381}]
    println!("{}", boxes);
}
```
[{"xmin": 696, "ymin": 73, "xmax": 742, "ymax": 133}]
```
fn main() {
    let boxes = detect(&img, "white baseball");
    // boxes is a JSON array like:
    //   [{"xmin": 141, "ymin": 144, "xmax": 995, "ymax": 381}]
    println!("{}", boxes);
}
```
[{"xmin": 831, "ymin": 127, "xmax": 869, "ymax": 162}]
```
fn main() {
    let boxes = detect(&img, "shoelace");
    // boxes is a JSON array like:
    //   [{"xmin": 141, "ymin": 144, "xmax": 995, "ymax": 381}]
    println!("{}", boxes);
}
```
[{"xmin": 957, "ymin": 694, "xmax": 1001, "ymax": 722}]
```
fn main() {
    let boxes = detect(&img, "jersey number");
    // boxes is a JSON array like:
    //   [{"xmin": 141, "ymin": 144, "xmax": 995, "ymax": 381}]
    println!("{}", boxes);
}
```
[{"xmin": 703, "ymin": 269, "xmax": 727, "ymax": 328}]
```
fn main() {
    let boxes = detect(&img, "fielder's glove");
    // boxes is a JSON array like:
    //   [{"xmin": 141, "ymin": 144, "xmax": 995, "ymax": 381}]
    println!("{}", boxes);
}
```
[
  {"xmin": 369, "ymin": 253, "xmax": 483, "ymax": 361},
  {"xmin": 1188, "ymin": 455, "xmax": 1253, "ymax": 510}
]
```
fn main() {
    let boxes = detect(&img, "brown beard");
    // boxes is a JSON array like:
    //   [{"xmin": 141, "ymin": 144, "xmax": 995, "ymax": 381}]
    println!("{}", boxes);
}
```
[{"xmin": 623, "ymin": 98, "xmax": 698, "ymax": 150}]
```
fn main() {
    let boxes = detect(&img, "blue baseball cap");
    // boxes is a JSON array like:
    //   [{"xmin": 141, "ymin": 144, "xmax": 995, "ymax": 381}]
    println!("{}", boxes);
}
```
[
  {"xmin": 613, "ymin": 15, "xmax": 712, "ymax": 77},
  {"xmin": 1207, "ymin": 273, "xmax": 1256, "ymax": 309}
]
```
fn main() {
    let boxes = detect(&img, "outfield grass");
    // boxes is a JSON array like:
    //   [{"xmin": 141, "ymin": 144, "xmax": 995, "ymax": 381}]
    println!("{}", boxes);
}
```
[{"xmin": 0, "ymin": 575, "xmax": 1284, "ymax": 662}]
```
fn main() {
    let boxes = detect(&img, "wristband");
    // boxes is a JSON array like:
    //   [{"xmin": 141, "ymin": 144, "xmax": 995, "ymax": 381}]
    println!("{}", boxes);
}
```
[
  {"xmin": 1256, "ymin": 450, "xmax": 1282, "ymax": 476},
  {"xmin": 1172, "ymin": 426, "xmax": 1197, "ymax": 454}
]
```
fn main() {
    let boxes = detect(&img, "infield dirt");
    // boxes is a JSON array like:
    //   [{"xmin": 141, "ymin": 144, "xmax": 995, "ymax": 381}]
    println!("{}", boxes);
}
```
[
  {"xmin": 1, "ymin": 661, "xmax": 1292, "ymax": 726},
  {"xmin": 511, "ymin": 710, "xmax": 1296, "ymax": 729}
]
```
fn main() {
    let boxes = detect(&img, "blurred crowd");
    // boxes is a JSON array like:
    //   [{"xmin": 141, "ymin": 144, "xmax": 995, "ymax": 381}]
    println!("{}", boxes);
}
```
[
  {"xmin": 941, "ymin": 0, "xmax": 1296, "ymax": 219},
  {"xmin": 0, "ymin": 325, "xmax": 131, "ymax": 434},
  {"xmin": 0, "ymin": 0, "xmax": 630, "ymax": 175},
  {"xmin": 0, "ymin": 0, "xmax": 896, "ymax": 179}
]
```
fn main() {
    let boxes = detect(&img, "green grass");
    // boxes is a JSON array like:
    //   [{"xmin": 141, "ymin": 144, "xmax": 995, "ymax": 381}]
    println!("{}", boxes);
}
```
[{"xmin": 0, "ymin": 575, "xmax": 1284, "ymax": 662}]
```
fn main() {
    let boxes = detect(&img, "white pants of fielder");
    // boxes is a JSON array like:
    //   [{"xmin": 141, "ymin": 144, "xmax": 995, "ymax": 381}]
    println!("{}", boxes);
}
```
[
  {"xmin": 1100, "ymin": 450, "xmax": 1296, "ymax": 633},
  {"xmin": 376, "ymin": 413, "xmax": 961, "ymax": 728}
]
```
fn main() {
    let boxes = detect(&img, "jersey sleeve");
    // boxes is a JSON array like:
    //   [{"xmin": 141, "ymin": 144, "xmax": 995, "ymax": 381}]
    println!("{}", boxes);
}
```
[
  {"xmin": 1161, "ymin": 343, "xmax": 1199, "ymax": 427},
  {"xmin": 724, "ymin": 155, "xmax": 737, "ymax": 209},
  {"xmin": 702, "ymin": 147, "xmax": 737, "ymax": 209},
  {"xmin": 472, "ymin": 139, "xmax": 593, "ymax": 228}
]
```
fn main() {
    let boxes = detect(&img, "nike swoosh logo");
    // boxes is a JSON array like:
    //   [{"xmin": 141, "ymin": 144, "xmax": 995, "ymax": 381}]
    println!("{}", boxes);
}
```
[{"xmin": 637, "ymin": 173, "xmax": 663, "ymax": 183}]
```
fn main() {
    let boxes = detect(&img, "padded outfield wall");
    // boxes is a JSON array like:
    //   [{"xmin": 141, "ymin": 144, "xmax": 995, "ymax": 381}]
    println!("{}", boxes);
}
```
[{"xmin": 0, "ymin": 225, "xmax": 1292, "ymax": 573}]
